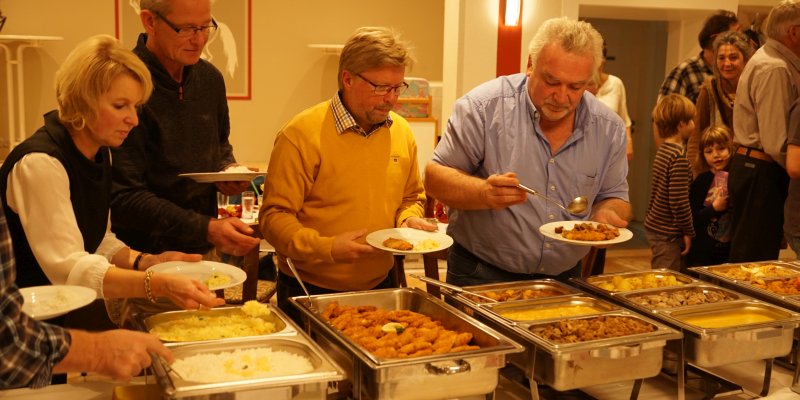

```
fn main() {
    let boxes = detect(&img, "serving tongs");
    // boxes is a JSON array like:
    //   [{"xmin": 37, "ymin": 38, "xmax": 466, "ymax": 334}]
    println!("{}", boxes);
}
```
[
  {"xmin": 410, "ymin": 274, "xmax": 497, "ymax": 303},
  {"xmin": 285, "ymin": 257, "xmax": 316, "ymax": 312},
  {"xmin": 151, "ymin": 352, "xmax": 185, "ymax": 381}
]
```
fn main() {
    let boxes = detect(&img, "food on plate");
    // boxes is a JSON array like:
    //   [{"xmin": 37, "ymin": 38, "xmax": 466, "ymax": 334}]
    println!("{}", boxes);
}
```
[
  {"xmin": 150, "ymin": 304, "xmax": 276, "ymax": 341},
  {"xmin": 240, "ymin": 300, "xmax": 271, "ymax": 317},
  {"xmin": 206, "ymin": 272, "xmax": 232, "ymax": 289},
  {"xmin": 555, "ymin": 222, "xmax": 620, "ymax": 241},
  {"xmin": 531, "ymin": 315, "xmax": 655, "ymax": 343},
  {"xmin": 382, "ymin": 237, "xmax": 413, "ymax": 251},
  {"xmin": 593, "ymin": 273, "xmax": 684, "ymax": 292},
  {"xmin": 223, "ymin": 165, "xmax": 254, "ymax": 173},
  {"xmin": 465, "ymin": 288, "xmax": 565, "ymax": 303},
  {"xmin": 710, "ymin": 263, "xmax": 799, "ymax": 282},
  {"xmin": 675, "ymin": 309, "xmax": 780, "ymax": 328},
  {"xmin": 321, "ymin": 302, "xmax": 480, "ymax": 358},
  {"xmin": 626, "ymin": 288, "xmax": 736, "ymax": 309},
  {"xmin": 499, "ymin": 305, "xmax": 604, "ymax": 321},
  {"xmin": 218, "ymin": 204, "xmax": 242, "ymax": 218},
  {"xmin": 752, "ymin": 277, "xmax": 800, "ymax": 295},
  {"xmin": 413, "ymin": 238, "xmax": 439, "ymax": 251},
  {"xmin": 171, "ymin": 347, "xmax": 312, "ymax": 382},
  {"xmin": 25, "ymin": 289, "xmax": 72, "ymax": 317}
]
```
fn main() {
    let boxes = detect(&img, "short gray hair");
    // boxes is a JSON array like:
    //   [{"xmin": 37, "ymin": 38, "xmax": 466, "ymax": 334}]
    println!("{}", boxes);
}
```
[
  {"xmin": 139, "ymin": 0, "xmax": 171, "ymax": 15},
  {"xmin": 338, "ymin": 27, "xmax": 415, "ymax": 91},
  {"xmin": 527, "ymin": 17, "xmax": 603, "ymax": 73},
  {"xmin": 765, "ymin": 0, "xmax": 800, "ymax": 41}
]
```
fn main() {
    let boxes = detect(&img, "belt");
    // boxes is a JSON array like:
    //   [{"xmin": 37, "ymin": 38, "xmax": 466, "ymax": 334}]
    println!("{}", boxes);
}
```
[{"xmin": 736, "ymin": 146, "xmax": 773, "ymax": 162}]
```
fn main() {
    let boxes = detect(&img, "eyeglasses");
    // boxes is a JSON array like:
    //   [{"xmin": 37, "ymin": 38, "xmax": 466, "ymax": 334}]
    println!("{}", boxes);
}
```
[
  {"xmin": 152, "ymin": 10, "xmax": 218, "ymax": 38},
  {"xmin": 357, "ymin": 73, "xmax": 409, "ymax": 96}
]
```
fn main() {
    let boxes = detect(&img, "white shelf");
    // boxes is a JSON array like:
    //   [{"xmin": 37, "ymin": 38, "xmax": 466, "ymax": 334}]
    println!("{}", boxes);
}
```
[{"xmin": 308, "ymin": 43, "xmax": 344, "ymax": 55}]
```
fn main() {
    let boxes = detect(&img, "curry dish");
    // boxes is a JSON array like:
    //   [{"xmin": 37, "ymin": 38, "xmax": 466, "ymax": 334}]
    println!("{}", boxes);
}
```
[{"xmin": 556, "ymin": 223, "xmax": 620, "ymax": 241}]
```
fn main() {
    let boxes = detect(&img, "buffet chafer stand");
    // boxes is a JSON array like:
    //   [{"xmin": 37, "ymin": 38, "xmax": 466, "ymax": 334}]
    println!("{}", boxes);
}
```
[
  {"xmin": 573, "ymin": 269, "xmax": 800, "ymax": 400},
  {"xmin": 136, "ymin": 304, "xmax": 345, "ymax": 399},
  {"xmin": 291, "ymin": 287, "xmax": 524, "ymax": 400},
  {"xmin": 442, "ymin": 279, "xmax": 683, "ymax": 400},
  {"xmin": 689, "ymin": 260, "xmax": 800, "ymax": 395}
]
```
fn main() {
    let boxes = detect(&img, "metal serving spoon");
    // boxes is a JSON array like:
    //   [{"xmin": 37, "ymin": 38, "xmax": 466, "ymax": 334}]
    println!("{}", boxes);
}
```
[
  {"xmin": 517, "ymin": 183, "xmax": 589, "ymax": 216},
  {"xmin": 285, "ymin": 258, "xmax": 316, "ymax": 312}
]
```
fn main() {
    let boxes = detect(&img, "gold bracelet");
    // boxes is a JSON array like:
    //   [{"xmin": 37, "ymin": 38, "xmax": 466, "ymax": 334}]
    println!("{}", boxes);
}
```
[{"xmin": 144, "ymin": 270, "xmax": 157, "ymax": 303}]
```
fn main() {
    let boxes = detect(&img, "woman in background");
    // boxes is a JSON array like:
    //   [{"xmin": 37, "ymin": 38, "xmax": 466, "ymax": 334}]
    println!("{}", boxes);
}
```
[
  {"xmin": 688, "ymin": 31, "xmax": 754, "ymax": 176},
  {"xmin": 0, "ymin": 34, "xmax": 223, "ymax": 325},
  {"xmin": 587, "ymin": 42, "xmax": 633, "ymax": 161}
]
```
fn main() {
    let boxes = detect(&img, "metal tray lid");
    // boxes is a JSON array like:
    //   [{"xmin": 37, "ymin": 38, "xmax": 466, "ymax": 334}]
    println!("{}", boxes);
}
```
[
  {"xmin": 152, "ymin": 336, "xmax": 345, "ymax": 399},
  {"xmin": 135, "ymin": 304, "xmax": 297, "ymax": 346},
  {"xmin": 573, "ymin": 268, "xmax": 695, "ymax": 295},
  {"xmin": 657, "ymin": 299, "xmax": 800, "ymax": 334},
  {"xmin": 291, "ymin": 287, "xmax": 525, "ymax": 369},
  {"xmin": 516, "ymin": 310, "xmax": 682, "ymax": 354}
]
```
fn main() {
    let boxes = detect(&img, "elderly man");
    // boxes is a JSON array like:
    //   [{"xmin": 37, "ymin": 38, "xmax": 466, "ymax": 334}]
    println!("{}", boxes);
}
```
[
  {"xmin": 426, "ymin": 17, "xmax": 631, "ymax": 286},
  {"xmin": 729, "ymin": 0, "xmax": 800, "ymax": 262},
  {"xmin": 261, "ymin": 27, "xmax": 435, "ymax": 322},
  {"xmin": 110, "ymin": 0, "xmax": 259, "ymax": 259}
]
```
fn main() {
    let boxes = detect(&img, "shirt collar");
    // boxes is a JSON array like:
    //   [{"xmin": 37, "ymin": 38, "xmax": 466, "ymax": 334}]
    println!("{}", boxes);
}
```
[{"xmin": 330, "ymin": 91, "xmax": 393, "ymax": 136}]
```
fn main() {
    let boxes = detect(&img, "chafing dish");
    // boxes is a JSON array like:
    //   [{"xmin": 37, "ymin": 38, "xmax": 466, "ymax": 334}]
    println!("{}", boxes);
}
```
[
  {"xmin": 445, "ymin": 282, "xmax": 682, "ymax": 391},
  {"xmin": 690, "ymin": 262, "xmax": 800, "ymax": 309},
  {"xmin": 618, "ymin": 284, "xmax": 742, "ymax": 311},
  {"xmin": 151, "ymin": 336, "xmax": 344, "ymax": 399},
  {"xmin": 446, "ymin": 279, "xmax": 580, "ymax": 313},
  {"xmin": 291, "ymin": 287, "xmax": 524, "ymax": 400},
  {"xmin": 481, "ymin": 295, "xmax": 619, "ymax": 323},
  {"xmin": 136, "ymin": 304, "xmax": 296, "ymax": 347},
  {"xmin": 572, "ymin": 269, "xmax": 697, "ymax": 296}
]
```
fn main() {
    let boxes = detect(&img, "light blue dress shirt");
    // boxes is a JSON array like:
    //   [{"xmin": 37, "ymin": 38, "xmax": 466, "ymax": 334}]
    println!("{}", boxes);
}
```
[{"xmin": 432, "ymin": 73, "xmax": 629, "ymax": 275}]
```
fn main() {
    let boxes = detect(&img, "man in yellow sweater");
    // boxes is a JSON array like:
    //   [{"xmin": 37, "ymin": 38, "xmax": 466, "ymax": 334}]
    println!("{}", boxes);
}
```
[{"xmin": 260, "ymin": 27, "xmax": 435, "ymax": 322}]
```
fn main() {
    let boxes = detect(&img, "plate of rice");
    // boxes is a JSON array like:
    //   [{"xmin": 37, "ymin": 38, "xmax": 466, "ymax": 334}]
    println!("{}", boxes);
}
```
[
  {"xmin": 149, "ymin": 261, "xmax": 246, "ymax": 290},
  {"xmin": 20, "ymin": 285, "xmax": 96, "ymax": 320}
]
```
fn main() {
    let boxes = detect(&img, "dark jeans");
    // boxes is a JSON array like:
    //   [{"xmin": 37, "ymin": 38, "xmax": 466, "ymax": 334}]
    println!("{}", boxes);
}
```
[
  {"xmin": 446, "ymin": 242, "xmax": 581, "ymax": 287},
  {"xmin": 277, "ymin": 271, "xmax": 395, "ymax": 327},
  {"xmin": 728, "ymin": 153, "xmax": 788, "ymax": 262}
]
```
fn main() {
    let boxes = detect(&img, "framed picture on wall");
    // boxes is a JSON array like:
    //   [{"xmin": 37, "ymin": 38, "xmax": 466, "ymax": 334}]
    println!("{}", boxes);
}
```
[{"xmin": 114, "ymin": 0, "xmax": 252, "ymax": 100}]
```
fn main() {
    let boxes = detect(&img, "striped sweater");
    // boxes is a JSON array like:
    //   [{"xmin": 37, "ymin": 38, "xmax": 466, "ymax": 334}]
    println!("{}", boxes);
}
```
[{"xmin": 645, "ymin": 142, "xmax": 696, "ymax": 237}]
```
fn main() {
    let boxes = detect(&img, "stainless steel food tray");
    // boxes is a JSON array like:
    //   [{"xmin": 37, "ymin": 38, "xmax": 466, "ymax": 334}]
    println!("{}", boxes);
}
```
[
  {"xmin": 151, "ymin": 336, "xmax": 344, "ymax": 399},
  {"xmin": 572, "ymin": 268, "xmax": 697, "ymax": 296},
  {"xmin": 481, "ymin": 294, "xmax": 619, "ymax": 323},
  {"xmin": 690, "ymin": 261, "xmax": 800, "ymax": 310},
  {"xmin": 448, "ymin": 278, "xmax": 581, "ymax": 311},
  {"xmin": 291, "ymin": 287, "xmax": 524, "ymax": 400},
  {"xmin": 445, "ymin": 284, "xmax": 681, "ymax": 391},
  {"xmin": 618, "ymin": 284, "xmax": 744, "ymax": 312},
  {"xmin": 136, "ymin": 304, "xmax": 297, "ymax": 347}
]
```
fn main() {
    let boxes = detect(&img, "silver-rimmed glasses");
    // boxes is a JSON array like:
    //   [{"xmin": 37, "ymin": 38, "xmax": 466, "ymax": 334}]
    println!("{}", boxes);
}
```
[
  {"xmin": 357, "ymin": 73, "xmax": 409, "ymax": 96},
  {"xmin": 152, "ymin": 10, "xmax": 218, "ymax": 38}
]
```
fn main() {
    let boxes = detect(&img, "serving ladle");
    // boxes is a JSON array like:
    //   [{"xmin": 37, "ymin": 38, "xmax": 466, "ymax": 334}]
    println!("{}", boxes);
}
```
[
  {"xmin": 517, "ymin": 183, "xmax": 588, "ymax": 216},
  {"xmin": 285, "ymin": 258, "xmax": 316, "ymax": 312}
]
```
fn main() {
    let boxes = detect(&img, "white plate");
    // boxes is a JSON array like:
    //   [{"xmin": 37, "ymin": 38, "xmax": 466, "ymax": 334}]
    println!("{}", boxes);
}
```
[
  {"xmin": 19, "ymin": 285, "xmax": 96, "ymax": 320},
  {"xmin": 179, "ymin": 171, "xmax": 265, "ymax": 183},
  {"xmin": 366, "ymin": 228, "xmax": 454, "ymax": 254},
  {"xmin": 539, "ymin": 221, "xmax": 633, "ymax": 246},
  {"xmin": 148, "ymin": 261, "xmax": 246, "ymax": 290}
]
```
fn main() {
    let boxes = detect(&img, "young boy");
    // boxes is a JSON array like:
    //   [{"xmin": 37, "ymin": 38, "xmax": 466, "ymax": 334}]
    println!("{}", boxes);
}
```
[{"xmin": 645, "ymin": 94, "xmax": 696, "ymax": 270}]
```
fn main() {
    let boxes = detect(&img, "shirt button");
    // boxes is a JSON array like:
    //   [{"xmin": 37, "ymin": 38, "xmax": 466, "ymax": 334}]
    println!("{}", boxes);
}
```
[
  {"xmin": 548, "ymin": 214, "xmax": 555, "ymax": 220},
  {"xmin": 549, "ymin": 185, "xmax": 556, "ymax": 191},
  {"xmin": 545, "ymin": 243, "xmax": 552, "ymax": 249},
  {"xmin": 549, "ymin": 158, "xmax": 555, "ymax": 164}
]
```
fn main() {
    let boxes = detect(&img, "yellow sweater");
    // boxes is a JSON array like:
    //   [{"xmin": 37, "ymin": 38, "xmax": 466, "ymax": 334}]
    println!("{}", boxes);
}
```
[{"xmin": 260, "ymin": 100, "xmax": 426, "ymax": 291}]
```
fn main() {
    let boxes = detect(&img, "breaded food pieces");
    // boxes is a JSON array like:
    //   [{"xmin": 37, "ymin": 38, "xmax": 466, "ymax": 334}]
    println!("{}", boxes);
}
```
[{"xmin": 383, "ymin": 237, "xmax": 413, "ymax": 251}]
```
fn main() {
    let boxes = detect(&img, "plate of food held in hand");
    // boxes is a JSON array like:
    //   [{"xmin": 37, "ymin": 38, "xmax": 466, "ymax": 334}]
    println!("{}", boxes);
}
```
[
  {"xmin": 179, "ymin": 165, "xmax": 265, "ymax": 183},
  {"xmin": 539, "ymin": 221, "xmax": 633, "ymax": 246},
  {"xmin": 148, "ymin": 261, "xmax": 246, "ymax": 290},
  {"xmin": 20, "ymin": 285, "xmax": 96, "ymax": 320},
  {"xmin": 366, "ymin": 228, "xmax": 454, "ymax": 254}
]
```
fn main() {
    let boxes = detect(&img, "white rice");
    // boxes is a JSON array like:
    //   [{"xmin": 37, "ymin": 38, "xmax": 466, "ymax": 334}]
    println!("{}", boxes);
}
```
[
  {"xmin": 171, "ymin": 348, "xmax": 313, "ymax": 382},
  {"xmin": 223, "ymin": 165, "xmax": 253, "ymax": 173}
]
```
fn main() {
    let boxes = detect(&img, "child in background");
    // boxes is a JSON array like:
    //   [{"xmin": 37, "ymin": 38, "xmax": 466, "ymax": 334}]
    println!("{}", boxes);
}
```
[
  {"xmin": 645, "ymin": 94, "xmax": 696, "ymax": 270},
  {"xmin": 687, "ymin": 126, "xmax": 735, "ymax": 267}
]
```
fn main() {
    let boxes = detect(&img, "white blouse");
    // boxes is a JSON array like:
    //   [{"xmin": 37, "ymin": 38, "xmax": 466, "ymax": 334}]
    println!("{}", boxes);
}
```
[
  {"xmin": 6, "ymin": 153, "xmax": 127, "ymax": 298},
  {"xmin": 596, "ymin": 74, "xmax": 632, "ymax": 128}
]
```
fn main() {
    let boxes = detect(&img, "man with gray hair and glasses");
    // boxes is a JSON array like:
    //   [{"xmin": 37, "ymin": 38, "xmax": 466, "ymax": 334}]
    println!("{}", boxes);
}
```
[
  {"xmin": 729, "ymin": 0, "xmax": 800, "ymax": 262},
  {"xmin": 260, "ymin": 27, "xmax": 435, "ymax": 323},
  {"xmin": 111, "ymin": 0, "xmax": 259, "ymax": 263},
  {"xmin": 426, "ymin": 17, "xmax": 631, "ymax": 286}
]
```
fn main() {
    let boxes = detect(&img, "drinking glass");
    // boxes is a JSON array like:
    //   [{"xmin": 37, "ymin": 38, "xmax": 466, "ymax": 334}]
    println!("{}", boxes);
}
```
[
  {"xmin": 241, "ymin": 191, "xmax": 256, "ymax": 220},
  {"xmin": 217, "ymin": 192, "xmax": 230, "ymax": 218}
]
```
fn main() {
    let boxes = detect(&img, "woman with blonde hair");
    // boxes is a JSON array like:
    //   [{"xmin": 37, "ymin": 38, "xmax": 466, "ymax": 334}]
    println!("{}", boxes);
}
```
[{"xmin": 0, "ymin": 34, "xmax": 223, "ymax": 325}]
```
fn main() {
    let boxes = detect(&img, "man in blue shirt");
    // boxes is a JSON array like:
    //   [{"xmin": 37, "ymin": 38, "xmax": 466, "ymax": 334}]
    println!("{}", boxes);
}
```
[{"xmin": 426, "ymin": 17, "xmax": 631, "ymax": 286}]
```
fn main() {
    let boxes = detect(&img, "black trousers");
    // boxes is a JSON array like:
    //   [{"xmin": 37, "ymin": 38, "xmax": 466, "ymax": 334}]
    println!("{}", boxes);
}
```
[{"xmin": 728, "ymin": 153, "xmax": 789, "ymax": 262}]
